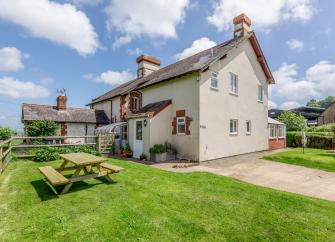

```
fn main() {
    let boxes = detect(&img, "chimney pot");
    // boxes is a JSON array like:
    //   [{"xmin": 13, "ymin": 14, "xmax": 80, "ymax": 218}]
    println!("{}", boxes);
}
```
[
  {"xmin": 136, "ymin": 55, "xmax": 161, "ymax": 78},
  {"xmin": 57, "ymin": 95, "xmax": 67, "ymax": 110},
  {"xmin": 233, "ymin": 13, "xmax": 251, "ymax": 38}
]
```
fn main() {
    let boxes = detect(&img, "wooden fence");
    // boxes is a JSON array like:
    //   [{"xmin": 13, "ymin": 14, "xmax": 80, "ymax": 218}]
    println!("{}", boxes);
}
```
[{"xmin": 0, "ymin": 135, "xmax": 113, "ymax": 174}]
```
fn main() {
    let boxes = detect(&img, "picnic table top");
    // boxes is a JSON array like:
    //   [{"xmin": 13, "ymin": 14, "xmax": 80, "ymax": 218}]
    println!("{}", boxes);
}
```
[{"xmin": 59, "ymin": 153, "xmax": 107, "ymax": 166}]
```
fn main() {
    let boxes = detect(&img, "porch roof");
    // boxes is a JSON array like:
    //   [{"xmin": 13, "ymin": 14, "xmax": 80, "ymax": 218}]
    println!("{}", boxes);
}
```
[{"xmin": 128, "ymin": 100, "xmax": 172, "ymax": 119}]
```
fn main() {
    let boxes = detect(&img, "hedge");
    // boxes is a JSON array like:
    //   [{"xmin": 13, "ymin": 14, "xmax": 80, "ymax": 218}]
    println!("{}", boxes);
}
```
[{"xmin": 287, "ymin": 131, "xmax": 334, "ymax": 150}]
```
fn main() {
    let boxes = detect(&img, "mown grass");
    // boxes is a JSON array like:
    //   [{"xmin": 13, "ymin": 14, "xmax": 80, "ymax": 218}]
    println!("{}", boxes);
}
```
[
  {"xmin": 0, "ymin": 158, "xmax": 335, "ymax": 241},
  {"xmin": 264, "ymin": 148, "xmax": 335, "ymax": 172}
]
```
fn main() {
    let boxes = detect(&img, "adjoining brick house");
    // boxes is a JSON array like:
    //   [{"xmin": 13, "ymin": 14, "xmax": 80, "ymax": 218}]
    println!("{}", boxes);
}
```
[
  {"xmin": 268, "ymin": 118, "xmax": 286, "ymax": 150},
  {"xmin": 318, "ymin": 101, "xmax": 335, "ymax": 125},
  {"xmin": 89, "ymin": 14, "xmax": 276, "ymax": 161},
  {"xmin": 22, "ymin": 95, "xmax": 109, "ymax": 143}
]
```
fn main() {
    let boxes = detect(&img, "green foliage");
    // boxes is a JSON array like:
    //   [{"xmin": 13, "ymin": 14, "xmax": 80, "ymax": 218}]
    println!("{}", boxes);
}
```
[
  {"xmin": 34, "ymin": 145, "xmax": 100, "ymax": 162},
  {"xmin": 122, "ymin": 144, "xmax": 132, "ymax": 157},
  {"xmin": 286, "ymin": 131, "xmax": 333, "ymax": 149},
  {"xmin": 149, "ymin": 144, "xmax": 165, "ymax": 154},
  {"xmin": 277, "ymin": 111, "xmax": 306, "ymax": 131},
  {"xmin": 306, "ymin": 96, "xmax": 335, "ymax": 108},
  {"xmin": 139, "ymin": 153, "xmax": 147, "ymax": 160},
  {"xmin": 25, "ymin": 120, "xmax": 58, "ymax": 137},
  {"xmin": 0, "ymin": 127, "xmax": 12, "ymax": 140},
  {"xmin": 306, "ymin": 124, "xmax": 335, "ymax": 133}
]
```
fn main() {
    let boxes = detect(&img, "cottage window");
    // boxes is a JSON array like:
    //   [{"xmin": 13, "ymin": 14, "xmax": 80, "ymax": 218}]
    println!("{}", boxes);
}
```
[
  {"xmin": 177, "ymin": 117, "xmax": 186, "ymax": 135},
  {"xmin": 246, "ymin": 120, "xmax": 251, "ymax": 134},
  {"xmin": 132, "ymin": 96, "xmax": 139, "ymax": 112},
  {"xmin": 278, "ymin": 125, "xmax": 285, "ymax": 138},
  {"xmin": 258, "ymin": 84, "xmax": 264, "ymax": 102},
  {"xmin": 211, "ymin": 72, "xmax": 218, "ymax": 89},
  {"xmin": 230, "ymin": 73, "xmax": 238, "ymax": 94},
  {"xmin": 230, "ymin": 119, "xmax": 238, "ymax": 135},
  {"xmin": 269, "ymin": 124, "xmax": 277, "ymax": 138}
]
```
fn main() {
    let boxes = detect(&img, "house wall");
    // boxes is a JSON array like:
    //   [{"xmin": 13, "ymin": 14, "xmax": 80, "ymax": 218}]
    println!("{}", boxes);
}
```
[
  {"xmin": 92, "ymin": 96, "xmax": 121, "ymax": 123},
  {"xmin": 135, "ymin": 74, "xmax": 200, "ymax": 160},
  {"xmin": 66, "ymin": 123, "xmax": 95, "ymax": 143},
  {"xmin": 199, "ymin": 40, "xmax": 269, "ymax": 161},
  {"xmin": 269, "ymin": 138, "xmax": 285, "ymax": 150},
  {"xmin": 92, "ymin": 101, "xmax": 111, "ymax": 121},
  {"xmin": 318, "ymin": 102, "xmax": 335, "ymax": 125}
]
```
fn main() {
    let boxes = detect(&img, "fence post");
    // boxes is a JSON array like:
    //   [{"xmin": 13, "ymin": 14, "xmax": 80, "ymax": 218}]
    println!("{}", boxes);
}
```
[{"xmin": 96, "ymin": 134, "xmax": 102, "ymax": 152}]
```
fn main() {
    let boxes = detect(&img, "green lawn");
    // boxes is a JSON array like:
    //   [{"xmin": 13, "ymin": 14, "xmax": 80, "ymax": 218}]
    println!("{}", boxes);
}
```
[
  {"xmin": 264, "ymin": 148, "xmax": 335, "ymax": 172},
  {"xmin": 1, "ymin": 158, "xmax": 335, "ymax": 241}
]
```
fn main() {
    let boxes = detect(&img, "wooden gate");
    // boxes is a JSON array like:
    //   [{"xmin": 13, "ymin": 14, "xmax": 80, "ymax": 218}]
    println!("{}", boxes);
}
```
[{"xmin": 96, "ymin": 134, "xmax": 115, "ymax": 154}]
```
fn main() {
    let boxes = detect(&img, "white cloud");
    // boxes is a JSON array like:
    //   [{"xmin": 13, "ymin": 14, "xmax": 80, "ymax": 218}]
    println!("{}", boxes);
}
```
[
  {"xmin": 70, "ymin": 0, "xmax": 103, "ymax": 7},
  {"xmin": 40, "ymin": 77, "xmax": 54, "ymax": 85},
  {"xmin": 0, "ymin": 76, "xmax": 50, "ymax": 99},
  {"xmin": 272, "ymin": 61, "xmax": 335, "ymax": 108},
  {"xmin": 280, "ymin": 101, "xmax": 301, "ymax": 110},
  {"xmin": 105, "ymin": 0, "xmax": 189, "ymax": 47},
  {"xmin": 94, "ymin": 70, "xmax": 135, "ymax": 86},
  {"xmin": 207, "ymin": 0, "xmax": 316, "ymax": 32},
  {"xmin": 287, "ymin": 39, "xmax": 304, "ymax": 51},
  {"xmin": 127, "ymin": 48, "xmax": 143, "ymax": 56},
  {"xmin": 0, "ymin": 47, "xmax": 28, "ymax": 72},
  {"xmin": 268, "ymin": 100, "xmax": 278, "ymax": 109},
  {"xmin": 0, "ymin": 0, "xmax": 99, "ymax": 55},
  {"xmin": 175, "ymin": 37, "xmax": 217, "ymax": 60}
]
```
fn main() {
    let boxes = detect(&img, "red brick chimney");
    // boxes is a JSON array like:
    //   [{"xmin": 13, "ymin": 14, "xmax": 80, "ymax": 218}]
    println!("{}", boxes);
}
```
[
  {"xmin": 233, "ymin": 13, "xmax": 251, "ymax": 38},
  {"xmin": 57, "ymin": 95, "xmax": 67, "ymax": 110}
]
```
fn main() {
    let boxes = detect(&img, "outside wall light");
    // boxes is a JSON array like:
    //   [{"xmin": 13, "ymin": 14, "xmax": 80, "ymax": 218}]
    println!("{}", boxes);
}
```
[{"xmin": 144, "ymin": 119, "xmax": 147, "ymax": 127}]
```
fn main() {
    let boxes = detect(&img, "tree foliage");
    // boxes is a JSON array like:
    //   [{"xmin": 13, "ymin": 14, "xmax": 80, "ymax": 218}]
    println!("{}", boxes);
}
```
[
  {"xmin": 306, "ymin": 96, "xmax": 335, "ymax": 108},
  {"xmin": 25, "ymin": 120, "xmax": 58, "ymax": 137},
  {"xmin": 277, "ymin": 111, "xmax": 306, "ymax": 131},
  {"xmin": 0, "ymin": 127, "xmax": 12, "ymax": 140}
]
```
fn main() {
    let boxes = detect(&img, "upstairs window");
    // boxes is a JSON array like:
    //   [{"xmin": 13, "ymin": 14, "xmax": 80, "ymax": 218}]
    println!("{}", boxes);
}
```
[
  {"xmin": 230, "ymin": 73, "xmax": 238, "ymax": 94},
  {"xmin": 211, "ymin": 72, "xmax": 218, "ymax": 89},
  {"xmin": 258, "ymin": 84, "xmax": 264, "ymax": 102},
  {"xmin": 230, "ymin": 119, "xmax": 238, "ymax": 135},
  {"xmin": 177, "ymin": 117, "xmax": 186, "ymax": 135},
  {"xmin": 132, "ymin": 96, "xmax": 139, "ymax": 112}
]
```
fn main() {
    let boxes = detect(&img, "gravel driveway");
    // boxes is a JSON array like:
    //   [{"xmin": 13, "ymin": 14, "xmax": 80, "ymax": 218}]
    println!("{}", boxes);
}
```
[{"xmin": 152, "ymin": 150, "xmax": 335, "ymax": 202}]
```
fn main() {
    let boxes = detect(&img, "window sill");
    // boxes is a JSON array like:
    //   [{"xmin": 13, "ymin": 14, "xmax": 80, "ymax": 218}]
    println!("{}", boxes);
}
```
[
  {"xmin": 246, "ymin": 133, "xmax": 251, "ymax": 136},
  {"xmin": 177, "ymin": 133, "xmax": 186, "ymax": 136},
  {"xmin": 229, "ymin": 92, "xmax": 238, "ymax": 96},
  {"xmin": 229, "ymin": 133, "xmax": 238, "ymax": 136},
  {"xmin": 210, "ymin": 87, "xmax": 219, "ymax": 91},
  {"xmin": 257, "ymin": 100, "xmax": 263, "ymax": 104}
]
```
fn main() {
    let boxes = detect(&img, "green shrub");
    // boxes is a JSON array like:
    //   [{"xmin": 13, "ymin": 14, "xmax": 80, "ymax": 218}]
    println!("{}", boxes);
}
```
[
  {"xmin": 35, "ymin": 148, "xmax": 59, "ymax": 162},
  {"xmin": 25, "ymin": 120, "xmax": 58, "ymax": 137},
  {"xmin": 306, "ymin": 124, "xmax": 335, "ymax": 133},
  {"xmin": 149, "ymin": 144, "xmax": 165, "ymax": 154},
  {"xmin": 286, "ymin": 131, "xmax": 334, "ymax": 149},
  {"xmin": 0, "ymin": 127, "xmax": 12, "ymax": 140},
  {"xmin": 277, "ymin": 111, "xmax": 306, "ymax": 131},
  {"xmin": 139, "ymin": 153, "xmax": 147, "ymax": 160}
]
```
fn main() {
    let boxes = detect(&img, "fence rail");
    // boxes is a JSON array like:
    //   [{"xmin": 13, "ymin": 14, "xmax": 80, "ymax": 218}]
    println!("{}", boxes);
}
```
[{"xmin": 0, "ymin": 135, "xmax": 108, "ymax": 174}]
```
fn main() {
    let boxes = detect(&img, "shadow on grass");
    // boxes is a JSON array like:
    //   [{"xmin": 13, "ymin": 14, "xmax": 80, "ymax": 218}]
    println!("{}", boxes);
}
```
[
  {"xmin": 318, "ymin": 153, "xmax": 335, "ymax": 159},
  {"xmin": 31, "ymin": 177, "xmax": 116, "ymax": 201}
]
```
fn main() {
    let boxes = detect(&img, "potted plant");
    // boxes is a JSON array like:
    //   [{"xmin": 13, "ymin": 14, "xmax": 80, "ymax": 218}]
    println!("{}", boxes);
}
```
[
  {"xmin": 164, "ymin": 142, "xmax": 177, "ymax": 160},
  {"xmin": 149, "ymin": 144, "xmax": 167, "ymax": 162},
  {"xmin": 123, "ymin": 144, "xmax": 133, "ymax": 158}
]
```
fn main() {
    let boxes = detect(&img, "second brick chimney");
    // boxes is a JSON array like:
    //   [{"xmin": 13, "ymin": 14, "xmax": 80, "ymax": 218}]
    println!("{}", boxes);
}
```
[
  {"xmin": 233, "ymin": 13, "xmax": 251, "ymax": 38},
  {"xmin": 136, "ymin": 55, "xmax": 161, "ymax": 78},
  {"xmin": 57, "ymin": 95, "xmax": 67, "ymax": 110}
]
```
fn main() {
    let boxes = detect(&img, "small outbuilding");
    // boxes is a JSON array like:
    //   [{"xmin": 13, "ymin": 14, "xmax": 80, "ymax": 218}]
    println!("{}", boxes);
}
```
[{"xmin": 268, "ymin": 117, "xmax": 286, "ymax": 150}]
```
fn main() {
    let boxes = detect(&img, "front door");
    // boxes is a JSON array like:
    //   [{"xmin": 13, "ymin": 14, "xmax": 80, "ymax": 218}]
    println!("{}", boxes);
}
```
[{"xmin": 133, "ymin": 119, "xmax": 143, "ymax": 158}]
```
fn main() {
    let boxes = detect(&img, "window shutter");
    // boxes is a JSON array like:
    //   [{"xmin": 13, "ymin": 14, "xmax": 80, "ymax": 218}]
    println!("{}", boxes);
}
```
[
  {"xmin": 186, "ymin": 117, "xmax": 191, "ymax": 135},
  {"xmin": 172, "ymin": 117, "xmax": 177, "ymax": 134}
]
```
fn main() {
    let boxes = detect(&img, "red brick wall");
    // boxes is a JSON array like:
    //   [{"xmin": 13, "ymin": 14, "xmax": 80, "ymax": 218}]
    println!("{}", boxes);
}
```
[
  {"xmin": 60, "ymin": 122, "xmax": 67, "ymax": 136},
  {"xmin": 269, "ymin": 138, "xmax": 286, "ymax": 150},
  {"xmin": 129, "ymin": 91, "xmax": 141, "ymax": 113}
]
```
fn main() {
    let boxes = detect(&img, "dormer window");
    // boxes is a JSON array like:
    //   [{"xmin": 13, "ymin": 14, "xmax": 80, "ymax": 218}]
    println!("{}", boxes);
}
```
[{"xmin": 132, "ymin": 96, "xmax": 139, "ymax": 112}]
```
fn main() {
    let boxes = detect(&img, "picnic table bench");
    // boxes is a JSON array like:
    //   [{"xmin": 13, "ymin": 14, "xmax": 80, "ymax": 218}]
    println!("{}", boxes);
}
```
[{"xmin": 38, "ymin": 152, "xmax": 123, "ymax": 195}]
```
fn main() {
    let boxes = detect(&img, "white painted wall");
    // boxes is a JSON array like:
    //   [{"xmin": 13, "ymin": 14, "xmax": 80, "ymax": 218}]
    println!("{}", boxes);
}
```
[
  {"xmin": 92, "ymin": 101, "xmax": 111, "ymax": 120},
  {"xmin": 66, "ymin": 123, "xmax": 95, "ymax": 144},
  {"xmin": 92, "ymin": 96, "xmax": 122, "ymax": 122},
  {"xmin": 199, "ymin": 40, "xmax": 269, "ymax": 161}
]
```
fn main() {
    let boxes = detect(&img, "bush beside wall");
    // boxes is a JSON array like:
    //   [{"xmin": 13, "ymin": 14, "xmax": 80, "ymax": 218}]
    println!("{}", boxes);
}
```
[{"xmin": 287, "ymin": 131, "xmax": 334, "ymax": 150}]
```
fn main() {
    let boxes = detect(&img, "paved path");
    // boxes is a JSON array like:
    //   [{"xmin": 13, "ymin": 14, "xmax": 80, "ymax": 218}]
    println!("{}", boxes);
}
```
[{"xmin": 152, "ymin": 150, "xmax": 335, "ymax": 202}]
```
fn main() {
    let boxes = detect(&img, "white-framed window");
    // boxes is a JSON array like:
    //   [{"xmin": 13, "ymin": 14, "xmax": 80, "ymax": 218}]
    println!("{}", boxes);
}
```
[
  {"xmin": 269, "ymin": 124, "xmax": 277, "ymax": 139},
  {"xmin": 230, "ymin": 72, "xmax": 238, "ymax": 94},
  {"xmin": 246, "ymin": 120, "xmax": 251, "ymax": 134},
  {"xmin": 132, "ymin": 96, "xmax": 139, "ymax": 112},
  {"xmin": 211, "ymin": 71, "xmax": 218, "ymax": 89},
  {"xmin": 278, "ymin": 125, "xmax": 285, "ymax": 138},
  {"xmin": 177, "ymin": 117, "xmax": 186, "ymax": 135},
  {"xmin": 230, "ymin": 119, "xmax": 238, "ymax": 135},
  {"xmin": 258, "ymin": 84, "xmax": 264, "ymax": 102}
]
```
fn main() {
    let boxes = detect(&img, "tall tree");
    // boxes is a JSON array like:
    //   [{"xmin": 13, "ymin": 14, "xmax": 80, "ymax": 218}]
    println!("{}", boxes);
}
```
[
  {"xmin": 277, "ymin": 111, "xmax": 306, "ymax": 131},
  {"xmin": 306, "ymin": 96, "xmax": 335, "ymax": 108}
]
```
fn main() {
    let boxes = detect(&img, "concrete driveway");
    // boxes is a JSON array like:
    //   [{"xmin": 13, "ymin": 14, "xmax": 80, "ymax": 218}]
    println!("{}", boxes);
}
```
[{"xmin": 152, "ymin": 150, "xmax": 335, "ymax": 202}]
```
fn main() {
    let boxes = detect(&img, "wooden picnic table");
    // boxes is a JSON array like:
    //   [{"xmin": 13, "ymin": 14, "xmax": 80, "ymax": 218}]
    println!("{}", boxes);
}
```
[{"xmin": 38, "ymin": 152, "xmax": 123, "ymax": 195}]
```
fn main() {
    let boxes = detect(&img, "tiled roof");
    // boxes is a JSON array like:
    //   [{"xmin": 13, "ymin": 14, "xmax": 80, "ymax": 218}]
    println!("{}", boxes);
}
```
[
  {"xmin": 90, "ymin": 35, "xmax": 251, "ymax": 105},
  {"xmin": 128, "ymin": 100, "xmax": 172, "ymax": 118},
  {"xmin": 22, "ymin": 104, "xmax": 110, "ymax": 124}
]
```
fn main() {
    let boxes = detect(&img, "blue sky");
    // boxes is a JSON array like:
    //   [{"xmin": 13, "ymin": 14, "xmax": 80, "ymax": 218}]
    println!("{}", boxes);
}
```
[{"xmin": 0, "ymin": 0, "xmax": 334, "ymax": 129}]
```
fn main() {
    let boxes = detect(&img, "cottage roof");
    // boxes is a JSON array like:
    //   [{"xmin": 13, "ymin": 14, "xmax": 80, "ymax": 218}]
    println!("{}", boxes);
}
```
[
  {"xmin": 128, "ymin": 100, "xmax": 172, "ymax": 119},
  {"xmin": 268, "ymin": 117, "xmax": 284, "ymax": 125},
  {"xmin": 90, "ymin": 32, "xmax": 274, "ymax": 105},
  {"xmin": 22, "ymin": 103, "xmax": 110, "ymax": 124}
]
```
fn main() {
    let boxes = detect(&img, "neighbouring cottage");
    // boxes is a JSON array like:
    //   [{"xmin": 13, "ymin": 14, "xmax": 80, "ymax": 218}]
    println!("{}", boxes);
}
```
[
  {"xmin": 318, "ymin": 101, "xmax": 335, "ymax": 125},
  {"xmin": 89, "ymin": 14, "xmax": 275, "ymax": 161},
  {"xmin": 268, "ymin": 118, "xmax": 286, "ymax": 150},
  {"xmin": 22, "ymin": 95, "xmax": 109, "ymax": 143}
]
